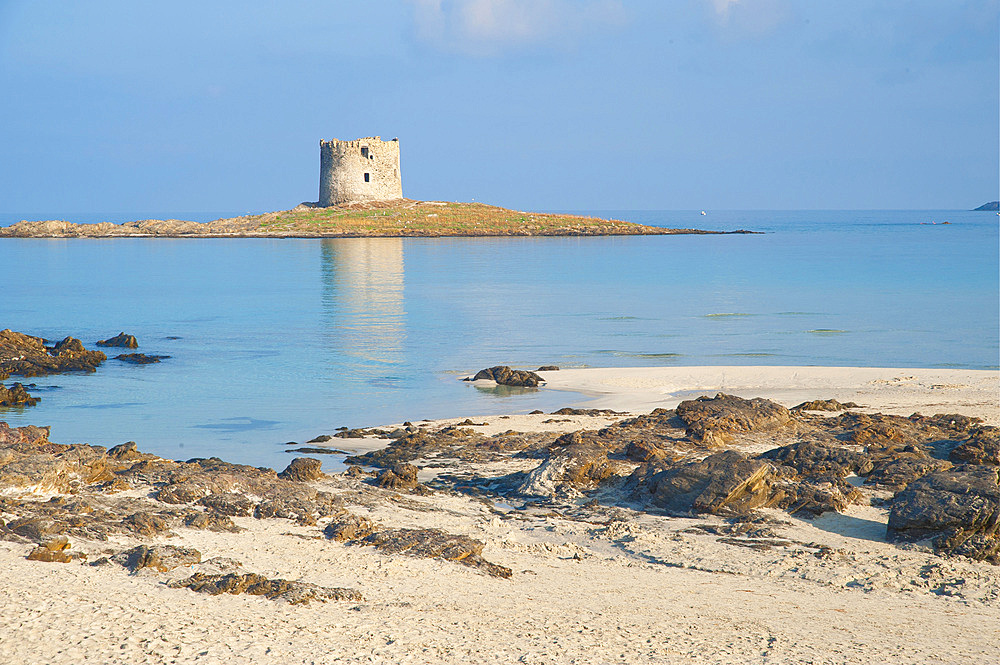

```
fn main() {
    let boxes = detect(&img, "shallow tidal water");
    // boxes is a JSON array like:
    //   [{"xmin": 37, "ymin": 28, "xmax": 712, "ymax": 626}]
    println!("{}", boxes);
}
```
[{"xmin": 1, "ymin": 209, "xmax": 997, "ymax": 469}]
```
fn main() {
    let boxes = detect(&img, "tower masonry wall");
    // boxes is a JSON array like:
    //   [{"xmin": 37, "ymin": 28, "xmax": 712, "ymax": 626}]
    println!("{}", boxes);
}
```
[{"xmin": 319, "ymin": 137, "xmax": 402, "ymax": 206}]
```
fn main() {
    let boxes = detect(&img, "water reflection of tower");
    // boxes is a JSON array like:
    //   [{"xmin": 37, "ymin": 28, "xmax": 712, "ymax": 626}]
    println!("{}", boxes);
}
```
[{"xmin": 320, "ymin": 239, "xmax": 405, "ymax": 374}]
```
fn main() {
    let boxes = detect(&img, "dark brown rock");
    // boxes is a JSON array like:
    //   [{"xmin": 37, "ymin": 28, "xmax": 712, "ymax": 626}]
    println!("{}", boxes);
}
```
[
  {"xmin": 6, "ymin": 516, "xmax": 59, "ymax": 542},
  {"xmin": 0, "ymin": 330, "xmax": 106, "ymax": 378},
  {"xmin": 550, "ymin": 407, "xmax": 624, "ymax": 416},
  {"xmin": 676, "ymin": 393, "xmax": 791, "ymax": 444},
  {"xmin": 324, "ymin": 514, "xmax": 377, "ymax": 542},
  {"xmin": 197, "ymin": 493, "xmax": 255, "ymax": 517},
  {"xmin": 107, "ymin": 441, "xmax": 141, "ymax": 460},
  {"xmin": 888, "ymin": 466, "xmax": 1000, "ymax": 563},
  {"xmin": 114, "ymin": 353, "xmax": 169, "ymax": 364},
  {"xmin": 39, "ymin": 535, "xmax": 70, "ymax": 551},
  {"xmin": 278, "ymin": 457, "xmax": 324, "ymax": 482},
  {"xmin": 793, "ymin": 399, "xmax": 860, "ymax": 412},
  {"xmin": 625, "ymin": 439, "xmax": 670, "ymax": 463},
  {"xmin": 950, "ymin": 427, "xmax": 1000, "ymax": 466},
  {"xmin": 254, "ymin": 486, "xmax": 343, "ymax": 526},
  {"xmin": 112, "ymin": 544, "xmax": 201, "ymax": 572},
  {"xmin": 346, "ymin": 427, "xmax": 487, "ymax": 468},
  {"xmin": 513, "ymin": 432, "xmax": 629, "ymax": 497},
  {"xmin": 915, "ymin": 413, "xmax": 983, "ymax": 434},
  {"xmin": 168, "ymin": 572, "xmax": 362, "ymax": 604},
  {"xmin": 0, "ymin": 383, "xmax": 39, "ymax": 407},
  {"xmin": 840, "ymin": 412, "xmax": 915, "ymax": 449},
  {"xmin": 536, "ymin": 365, "xmax": 560, "ymax": 371},
  {"xmin": 96, "ymin": 332, "xmax": 138, "ymax": 349},
  {"xmin": 471, "ymin": 365, "xmax": 543, "ymax": 387},
  {"xmin": 325, "ymin": 514, "xmax": 511, "ymax": 578},
  {"xmin": 183, "ymin": 511, "xmax": 242, "ymax": 532},
  {"xmin": 123, "ymin": 512, "xmax": 172, "ymax": 537},
  {"xmin": 375, "ymin": 463, "xmax": 419, "ymax": 489},
  {"xmin": 26, "ymin": 545, "xmax": 74, "ymax": 563},
  {"xmin": 865, "ymin": 458, "xmax": 953, "ymax": 491},
  {"xmin": 761, "ymin": 441, "xmax": 873, "ymax": 480},
  {"xmin": 632, "ymin": 450, "xmax": 785, "ymax": 517},
  {"xmin": 774, "ymin": 482, "xmax": 862, "ymax": 517},
  {"xmin": 360, "ymin": 527, "xmax": 511, "ymax": 578}
]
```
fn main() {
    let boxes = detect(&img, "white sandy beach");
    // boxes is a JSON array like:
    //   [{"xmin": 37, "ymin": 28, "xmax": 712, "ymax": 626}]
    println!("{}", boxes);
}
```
[
  {"xmin": 539, "ymin": 365, "xmax": 1000, "ymax": 424},
  {"xmin": 1, "ymin": 365, "xmax": 998, "ymax": 665}
]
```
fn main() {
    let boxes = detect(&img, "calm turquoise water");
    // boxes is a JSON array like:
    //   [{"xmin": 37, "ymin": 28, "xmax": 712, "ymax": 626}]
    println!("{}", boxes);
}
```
[{"xmin": 1, "ymin": 210, "xmax": 997, "ymax": 470}]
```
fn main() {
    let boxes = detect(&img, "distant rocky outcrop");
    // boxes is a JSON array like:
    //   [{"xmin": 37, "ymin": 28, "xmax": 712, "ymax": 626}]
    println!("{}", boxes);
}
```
[
  {"xmin": 0, "ymin": 330, "xmax": 106, "ymax": 379},
  {"xmin": 973, "ymin": 201, "xmax": 999, "ymax": 211}
]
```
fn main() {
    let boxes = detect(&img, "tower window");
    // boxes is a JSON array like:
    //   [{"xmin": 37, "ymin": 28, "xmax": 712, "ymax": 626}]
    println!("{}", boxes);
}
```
[
  {"xmin": 361, "ymin": 147, "xmax": 369, "ymax": 158},
  {"xmin": 364, "ymin": 173, "xmax": 370, "ymax": 183}
]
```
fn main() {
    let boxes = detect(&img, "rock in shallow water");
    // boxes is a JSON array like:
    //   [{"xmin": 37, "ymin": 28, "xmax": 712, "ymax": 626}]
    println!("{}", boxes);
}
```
[
  {"xmin": 469, "ymin": 365, "xmax": 543, "ymax": 387},
  {"xmin": 0, "ymin": 383, "xmax": 39, "ymax": 407},
  {"xmin": 114, "ymin": 353, "xmax": 169, "ymax": 364},
  {"xmin": 96, "ymin": 332, "xmax": 138, "ymax": 348},
  {"xmin": 0, "ymin": 330, "xmax": 106, "ymax": 378}
]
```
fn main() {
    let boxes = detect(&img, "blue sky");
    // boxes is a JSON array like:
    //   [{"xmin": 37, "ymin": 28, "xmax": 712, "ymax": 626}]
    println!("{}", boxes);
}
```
[{"xmin": 1, "ymin": 0, "xmax": 997, "ymax": 213}]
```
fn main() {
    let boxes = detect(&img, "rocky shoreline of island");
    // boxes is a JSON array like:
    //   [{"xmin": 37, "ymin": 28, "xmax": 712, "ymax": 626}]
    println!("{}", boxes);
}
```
[{"xmin": 0, "ymin": 199, "xmax": 759, "ymax": 238}]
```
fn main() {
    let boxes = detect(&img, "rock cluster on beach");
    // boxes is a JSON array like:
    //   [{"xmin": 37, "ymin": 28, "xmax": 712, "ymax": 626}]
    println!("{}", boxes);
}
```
[
  {"xmin": 1, "ymin": 382, "xmax": 999, "ymax": 618},
  {"xmin": 0, "ymin": 419, "xmax": 514, "ymax": 604},
  {"xmin": 346, "ymin": 393, "xmax": 1000, "ymax": 564}
]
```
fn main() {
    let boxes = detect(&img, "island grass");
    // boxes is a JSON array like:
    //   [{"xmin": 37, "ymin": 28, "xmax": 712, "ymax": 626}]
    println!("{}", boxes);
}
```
[{"xmin": 245, "ymin": 200, "xmax": 686, "ymax": 237}]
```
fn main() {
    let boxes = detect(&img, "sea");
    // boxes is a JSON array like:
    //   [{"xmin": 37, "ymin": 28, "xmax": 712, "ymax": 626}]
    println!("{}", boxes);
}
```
[{"xmin": 1, "ymin": 209, "xmax": 997, "ymax": 471}]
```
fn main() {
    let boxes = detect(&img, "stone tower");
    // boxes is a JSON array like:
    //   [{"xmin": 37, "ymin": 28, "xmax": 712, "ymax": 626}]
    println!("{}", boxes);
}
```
[{"xmin": 319, "ymin": 137, "xmax": 402, "ymax": 206}]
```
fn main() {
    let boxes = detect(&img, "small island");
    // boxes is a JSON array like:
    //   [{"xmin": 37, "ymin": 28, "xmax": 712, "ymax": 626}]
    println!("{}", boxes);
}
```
[
  {"xmin": 0, "ymin": 137, "xmax": 755, "ymax": 238},
  {"xmin": 973, "ymin": 201, "xmax": 999, "ymax": 211},
  {"xmin": 0, "ymin": 199, "xmax": 756, "ymax": 238}
]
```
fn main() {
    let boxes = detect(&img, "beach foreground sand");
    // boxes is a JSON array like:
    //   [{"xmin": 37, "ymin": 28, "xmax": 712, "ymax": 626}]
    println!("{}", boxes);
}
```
[{"xmin": 1, "ymin": 365, "xmax": 998, "ymax": 665}]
